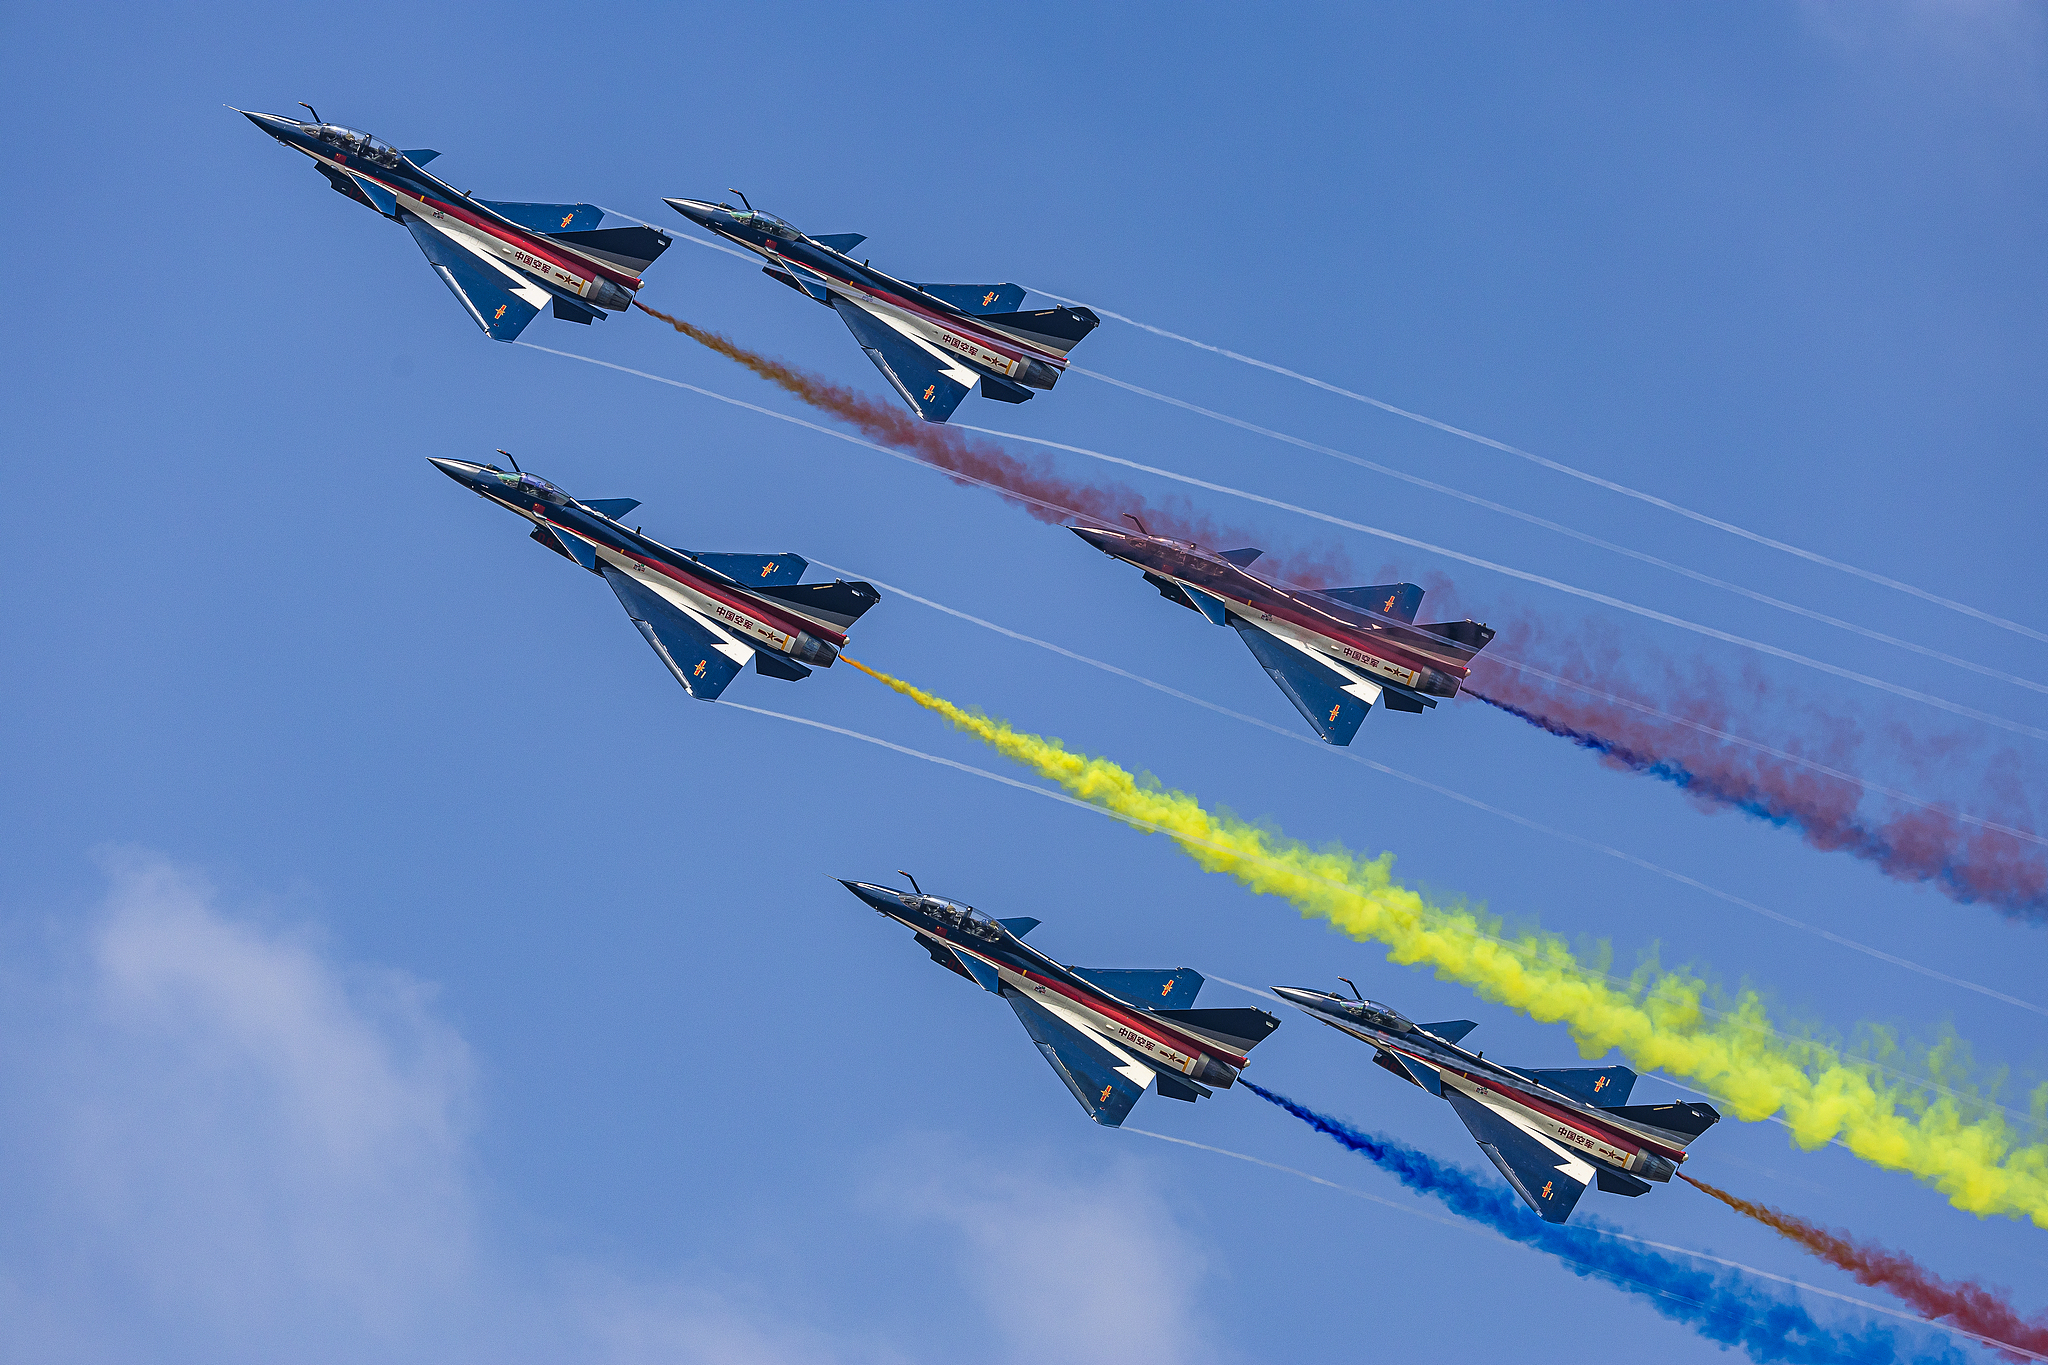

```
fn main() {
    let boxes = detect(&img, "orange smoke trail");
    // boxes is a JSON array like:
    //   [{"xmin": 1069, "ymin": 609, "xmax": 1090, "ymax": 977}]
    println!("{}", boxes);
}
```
[
  {"xmin": 632, "ymin": 302, "xmax": 1359, "ymax": 584},
  {"xmin": 1681, "ymin": 1174, "xmax": 2048, "ymax": 1362}
]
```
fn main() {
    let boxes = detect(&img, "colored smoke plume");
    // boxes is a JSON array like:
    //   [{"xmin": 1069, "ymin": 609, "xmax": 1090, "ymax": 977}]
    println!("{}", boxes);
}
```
[
  {"xmin": 1463, "ymin": 624, "xmax": 2048, "ymax": 925},
  {"xmin": 1682, "ymin": 1174, "xmax": 2048, "ymax": 1363},
  {"xmin": 840, "ymin": 657, "xmax": 2048, "ymax": 1225},
  {"xmin": 634, "ymin": 303, "xmax": 1357, "ymax": 584},
  {"xmin": 643, "ymin": 301, "xmax": 2048, "ymax": 923},
  {"xmin": 1243, "ymin": 1082, "xmax": 1959, "ymax": 1364}
]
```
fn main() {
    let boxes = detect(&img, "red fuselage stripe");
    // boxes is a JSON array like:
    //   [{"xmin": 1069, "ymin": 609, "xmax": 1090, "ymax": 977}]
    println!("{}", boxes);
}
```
[
  {"xmin": 1021, "ymin": 968, "xmax": 1249, "ymax": 1069},
  {"xmin": 385, "ymin": 178, "xmax": 642, "ymax": 290},
  {"xmin": 769, "ymin": 248, "xmax": 1066, "ymax": 369},
  {"xmin": 525, "ymin": 504, "xmax": 841, "ymax": 645},
  {"xmin": 1385, "ymin": 1040, "xmax": 1687, "ymax": 1163},
  {"xmin": 1224, "ymin": 583, "xmax": 1465, "ymax": 681},
  {"xmin": 618, "ymin": 543, "xmax": 844, "ymax": 647}
]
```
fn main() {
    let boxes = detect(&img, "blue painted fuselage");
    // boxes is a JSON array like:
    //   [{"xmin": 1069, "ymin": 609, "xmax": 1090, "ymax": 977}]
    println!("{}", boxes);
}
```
[
  {"xmin": 664, "ymin": 196, "xmax": 1098, "ymax": 422},
  {"xmin": 241, "ymin": 107, "xmax": 669, "ymax": 339},
  {"xmin": 842, "ymin": 879, "xmax": 1279, "ymax": 1126},
  {"xmin": 431, "ymin": 457, "xmax": 877, "ymax": 700}
]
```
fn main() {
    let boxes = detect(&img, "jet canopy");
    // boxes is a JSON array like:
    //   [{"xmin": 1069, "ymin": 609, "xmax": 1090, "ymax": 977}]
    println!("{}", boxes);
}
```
[
  {"xmin": 731, "ymin": 208, "xmax": 801, "ymax": 240},
  {"xmin": 309, "ymin": 123, "xmax": 402, "ymax": 167},
  {"xmin": 487, "ymin": 469, "xmax": 571, "ymax": 504},
  {"xmin": 914, "ymin": 895, "xmax": 1005, "ymax": 942},
  {"xmin": 1334, "ymin": 997, "xmax": 1414, "ymax": 1033}
]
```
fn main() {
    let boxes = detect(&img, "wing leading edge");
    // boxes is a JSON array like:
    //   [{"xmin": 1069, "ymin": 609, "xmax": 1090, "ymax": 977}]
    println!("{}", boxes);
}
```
[
  {"xmin": 402, "ymin": 214, "xmax": 546, "ymax": 341},
  {"xmin": 1004, "ymin": 990, "xmax": 1153, "ymax": 1127},
  {"xmin": 830, "ymin": 299, "xmax": 974, "ymax": 422},
  {"xmin": 1231, "ymin": 620, "xmax": 1381, "ymax": 746},
  {"xmin": 1442, "ymin": 1088, "xmax": 1594, "ymax": 1224},
  {"xmin": 600, "ymin": 565, "xmax": 752, "ymax": 700}
]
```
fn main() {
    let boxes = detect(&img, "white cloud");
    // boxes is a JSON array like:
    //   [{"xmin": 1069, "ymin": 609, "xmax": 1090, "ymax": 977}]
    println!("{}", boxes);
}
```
[
  {"xmin": 0, "ymin": 854, "xmax": 481, "ymax": 1362},
  {"xmin": 0, "ymin": 857, "xmax": 1223, "ymax": 1365},
  {"xmin": 878, "ymin": 1143, "xmax": 1220, "ymax": 1365}
]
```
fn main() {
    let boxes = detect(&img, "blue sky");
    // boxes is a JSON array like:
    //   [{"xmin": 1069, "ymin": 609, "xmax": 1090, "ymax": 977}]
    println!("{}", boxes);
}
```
[{"xmin": 3, "ymin": 3, "xmax": 2044, "ymax": 1361}]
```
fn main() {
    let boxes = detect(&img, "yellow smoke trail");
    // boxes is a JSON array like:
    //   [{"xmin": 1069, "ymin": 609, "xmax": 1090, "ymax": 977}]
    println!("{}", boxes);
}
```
[{"xmin": 839, "ymin": 658, "xmax": 2048, "ymax": 1227}]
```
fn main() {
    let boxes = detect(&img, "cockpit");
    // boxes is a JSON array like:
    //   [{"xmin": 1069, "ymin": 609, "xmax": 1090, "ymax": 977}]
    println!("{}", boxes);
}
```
[
  {"xmin": 909, "ymin": 894, "xmax": 1004, "ymax": 941},
  {"xmin": 1334, "ymin": 997, "xmax": 1414, "ymax": 1033},
  {"xmin": 310, "ymin": 123, "xmax": 403, "ymax": 168},
  {"xmin": 729, "ymin": 208, "xmax": 800, "ymax": 241},
  {"xmin": 488, "ymin": 469, "xmax": 570, "ymax": 505}
]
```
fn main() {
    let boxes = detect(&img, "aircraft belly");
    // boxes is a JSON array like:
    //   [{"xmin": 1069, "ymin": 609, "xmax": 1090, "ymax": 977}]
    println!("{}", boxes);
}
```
[
  {"xmin": 412, "ymin": 214, "xmax": 553, "ymax": 310},
  {"xmin": 365, "ymin": 172, "xmax": 605, "ymax": 302},
  {"xmin": 990, "ymin": 961, "xmax": 1194, "ymax": 1080},
  {"xmin": 1176, "ymin": 576, "xmax": 1422, "ymax": 692},
  {"xmin": 591, "ymin": 543, "xmax": 779, "ymax": 663},
  {"xmin": 843, "ymin": 301, "xmax": 985, "ymax": 386},
  {"xmin": 860, "ymin": 297, "xmax": 1025, "ymax": 381},
  {"xmin": 1438, "ymin": 1070, "xmax": 1615, "ymax": 1179},
  {"xmin": 1257, "ymin": 621, "xmax": 1416, "ymax": 692}
]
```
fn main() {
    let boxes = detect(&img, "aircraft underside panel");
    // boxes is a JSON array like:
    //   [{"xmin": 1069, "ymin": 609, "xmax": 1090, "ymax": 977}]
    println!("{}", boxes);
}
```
[
  {"xmin": 1442, "ymin": 1088, "xmax": 1594, "ymax": 1224},
  {"xmin": 402, "ymin": 213, "xmax": 545, "ymax": 341},
  {"xmin": 1005, "ymin": 989, "xmax": 1153, "ymax": 1127},
  {"xmin": 1230, "ymin": 619, "xmax": 1380, "ymax": 746},
  {"xmin": 600, "ymin": 564, "xmax": 751, "ymax": 700},
  {"xmin": 831, "ymin": 298, "xmax": 973, "ymax": 422}
]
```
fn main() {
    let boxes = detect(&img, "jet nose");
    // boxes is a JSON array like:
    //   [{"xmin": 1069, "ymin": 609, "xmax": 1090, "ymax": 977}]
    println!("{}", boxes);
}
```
[
  {"xmin": 837, "ymin": 880, "xmax": 906, "ymax": 913},
  {"xmin": 1070, "ymin": 524, "xmax": 1123, "ymax": 554},
  {"xmin": 238, "ymin": 109, "xmax": 302, "ymax": 139},
  {"xmin": 1270, "ymin": 986, "xmax": 1332, "ymax": 1011},
  {"xmin": 428, "ymin": 456, "xmax": 488, "ymax": 487},
  {"xmin": 664, "ymin": 197, "xmax": 723, "ymax": 228}
]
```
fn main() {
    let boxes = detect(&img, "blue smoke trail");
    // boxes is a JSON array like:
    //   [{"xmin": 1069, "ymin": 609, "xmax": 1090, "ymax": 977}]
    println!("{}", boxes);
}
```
[
  {"xmin": 1242, "ymin": 1082, "xmax": 1963, "ymax": 1364},
  {"xmin": 1465, "ymin": 689, "xmax": 1803, "ymax": 830}
]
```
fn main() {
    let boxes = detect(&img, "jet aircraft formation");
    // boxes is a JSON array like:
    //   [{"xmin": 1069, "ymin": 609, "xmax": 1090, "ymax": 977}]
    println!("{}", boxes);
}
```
[{"xmin": 246, "ymin": 106, "xmax": 1699, "ymax": 1230}]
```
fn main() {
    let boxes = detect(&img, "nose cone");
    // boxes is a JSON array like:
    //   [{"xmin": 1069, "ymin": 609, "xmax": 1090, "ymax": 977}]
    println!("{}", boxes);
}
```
[
  {"xmin": 1271, "ymin": 986, "xmax": 1337, "ymax": 1013},
  {"xmin": 664, "ymin": 197, "xmax": 723, "ymax": 228},
  {"xmin": 239, "ymin": 109, "xmax": 304, "ymax": 141},
  {"xmin": 838, "ymin": 880, "xmax": 908, "ymax": 914},
  {"xmin": 428, "ymin": 456, "xmax": 489, "ymax": 489},
  {"xmin": 1070, "ymin": 524, "xmax": 1127, "ymax": 556}
]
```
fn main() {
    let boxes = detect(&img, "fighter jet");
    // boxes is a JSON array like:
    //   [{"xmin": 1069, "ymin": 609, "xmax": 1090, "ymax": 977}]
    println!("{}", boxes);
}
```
[
  {"xmin": 1074, "ymin": 523, "xmax": 1494, "ymax": 746},
  {"xmin": 430, "ymin": 455, "xmax": 878, "ymax": 700},
  {"xmin": 239, "ymin": 104, "xmax": 670, "ymax": 341},
  {"xmin": 1274, "ymin": 984, "xmax": 1719, "ymax": 1223},
  {"xmin": 664, "ymin": 193, "xmax": 1099, "ymax": 423},
  {"xmin": 842, "ymin": 877, "xmax": 1280, "ymax": 1126}
]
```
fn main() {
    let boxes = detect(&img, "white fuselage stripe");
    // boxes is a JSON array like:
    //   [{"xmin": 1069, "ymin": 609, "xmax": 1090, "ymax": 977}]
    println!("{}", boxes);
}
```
[{"xmin": 1164, "ymin": 571, "xmax": 1408, "ymax": 694}]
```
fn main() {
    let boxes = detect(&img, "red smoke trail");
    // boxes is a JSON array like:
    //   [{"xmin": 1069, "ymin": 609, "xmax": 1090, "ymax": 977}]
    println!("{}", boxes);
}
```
[
  {"xmin": 637, "ymin": 304, "xmax": 2048, "ymax": 917},
  {"xmin": 1464, "ymin": 613, "xmax": 2048, "ymax": 926},
  {"xmin": 634, "ymin": 303, "xmax": 1358, "ymax": 585},
  {"xmin": 1682, "ymin": 1174, "xmax": 2048, "ymax": 1362}
]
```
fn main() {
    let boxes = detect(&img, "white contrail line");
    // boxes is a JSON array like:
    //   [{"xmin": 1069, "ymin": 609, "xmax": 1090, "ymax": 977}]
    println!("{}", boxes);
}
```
[
  {"xmin": 1480, "ymin": 652, "xmax": 2048, "ymax": 849},
  {"xmin": 673, "ymin": 231, "xmax": 764, "ymax": 264},
  {"xmin": 514, "ymin": 342, "xmax": 1081, "ymax": 524},
  {"xmin": 643, "ymin": 253, "xmax": 2048, "ymax": 718},
  {"xmin": 805, "ymin": 562, "xmax": 2044, "ymax": 1017},
  {"xmin": 525, "ymin": 339, "xmax": 2048, "ymax": 827},
  {"xmin": 523, "ymin": 337, "xmax": 2048, "ymax": 834},
  {"xmin": 1023, "ymin": 285, "xmax": 2048, "ymax": 648},
  {"xmin": 957, "ymin": 422, "xmax": 2048, "ymax": 744},
  {"xmin": 1122, "ymin": 1128, "xmax": 2044, "ymax": 1360},
  {"xmin": 720, "ymin": 696, "xmax": 2041, "ymax": 1118},
  {"xmin": 1064, "ymin": 366, "xmax": 2048, "ymax": 697}
]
